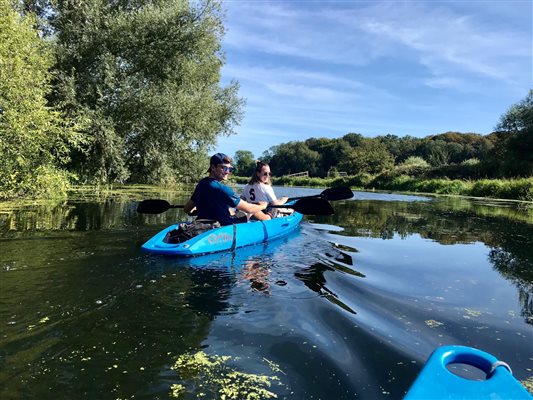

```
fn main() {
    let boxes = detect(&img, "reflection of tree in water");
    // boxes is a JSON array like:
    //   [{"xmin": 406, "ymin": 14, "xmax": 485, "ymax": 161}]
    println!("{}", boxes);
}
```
[
  {"xmin": 489, "ymin": 248, "xmax": 533, "ymax": 325},
  {"xmin": 0, "ymin": 189, "xmax": 192, "ymax": 234},
  {"xmin": 315, "ymin": 197, "xmax": 533, "ymax": 325}
]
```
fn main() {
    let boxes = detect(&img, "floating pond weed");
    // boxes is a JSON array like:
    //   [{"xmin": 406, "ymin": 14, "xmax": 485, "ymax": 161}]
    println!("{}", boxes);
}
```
[
  {"xmin": 170, "ymin": 351, "xmax": 284, "ymax": 399},
  {"xmin": 425, "ymin": 320, "xmax": 444, "ymax": 328},
  {"xmin": 521, "ymin": 376, "xmax": 533, "ymax": 395}
]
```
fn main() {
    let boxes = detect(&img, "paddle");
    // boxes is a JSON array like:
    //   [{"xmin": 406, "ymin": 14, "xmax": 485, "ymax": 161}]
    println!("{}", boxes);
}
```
[
  {"xmin": 137, "ymin": 197, "xmax": 334, "ymax": 216},
  {"xmin": 288, "ymin": 186, "xmax": 353, "ymax": 202},
  {"xmin": 269, "ymin": 197, "xmax": 334, "ymax": 215},
  {"xmin": 137, "ymin": 199, "xmax": 184, "ymax": 214}
]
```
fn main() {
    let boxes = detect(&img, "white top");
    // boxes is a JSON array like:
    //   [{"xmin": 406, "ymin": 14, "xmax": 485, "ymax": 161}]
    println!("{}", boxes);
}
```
[{"xmin": 241, "ymin": 183, "xmax": 277, "ymax": 203}]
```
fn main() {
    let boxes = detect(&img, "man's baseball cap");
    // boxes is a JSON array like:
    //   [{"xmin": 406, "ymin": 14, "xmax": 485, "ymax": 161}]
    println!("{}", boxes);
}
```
[{"xmin": 210, "ymin": 153, "xmax": 231, "ymax": 165}]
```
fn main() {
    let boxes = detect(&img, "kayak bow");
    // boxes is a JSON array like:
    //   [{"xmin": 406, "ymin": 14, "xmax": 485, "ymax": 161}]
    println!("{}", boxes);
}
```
[{"xmin": 405, "ymin": 345, "xmax": 531, "ymax": 399}]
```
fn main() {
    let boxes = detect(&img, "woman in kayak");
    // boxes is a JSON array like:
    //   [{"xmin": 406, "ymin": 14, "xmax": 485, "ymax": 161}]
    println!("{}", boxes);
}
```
[
  {"xmin": 241, "ymin": 160, "xmax": 289, "ymax": 220},
  {"xmin": 183, "ymin": 153, "xmax": 267, "ymax": 225}
]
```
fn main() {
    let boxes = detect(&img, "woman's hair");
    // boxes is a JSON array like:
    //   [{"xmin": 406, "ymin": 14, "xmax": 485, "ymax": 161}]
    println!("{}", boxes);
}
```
[{"xmin": 248, "ymin": 160, "xmax": 271, "ymax": 185}]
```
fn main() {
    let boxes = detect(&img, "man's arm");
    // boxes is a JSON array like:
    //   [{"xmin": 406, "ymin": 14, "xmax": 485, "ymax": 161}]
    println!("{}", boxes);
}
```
[{"xmin": 183, "ymin": 199, "xmax": 196, "ymax": 215}]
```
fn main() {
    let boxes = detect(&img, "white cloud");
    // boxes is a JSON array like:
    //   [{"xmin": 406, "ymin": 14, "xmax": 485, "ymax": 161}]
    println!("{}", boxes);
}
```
[{"xmin": 224, "ymin": 1, "xmax": 531, "ymax": 86}]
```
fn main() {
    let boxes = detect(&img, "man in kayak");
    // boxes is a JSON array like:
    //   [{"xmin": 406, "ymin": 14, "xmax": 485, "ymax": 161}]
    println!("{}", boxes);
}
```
[{"xmin": 183, "ymin": 153, "xmax": 268, "ymax": 225}]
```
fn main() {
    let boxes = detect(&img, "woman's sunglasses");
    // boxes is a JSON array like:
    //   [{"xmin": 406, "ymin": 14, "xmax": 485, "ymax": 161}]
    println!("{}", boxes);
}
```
[
  {"xmin": 262, "ymin": 172, "xmax": 272, "ymax": 177},
  {"xmin": 221, "ymin": 166, "xmax": 234, "ymax": 173}
]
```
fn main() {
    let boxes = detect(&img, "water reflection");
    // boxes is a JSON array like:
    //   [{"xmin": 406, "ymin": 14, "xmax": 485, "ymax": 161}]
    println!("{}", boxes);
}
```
[
  {"xmin": 310, "ymin": 197, "xmax": 533, "ymax": 326},
  {"xmin": 1, "ymin": 188, "xmax": 532, "ymax": 399}
]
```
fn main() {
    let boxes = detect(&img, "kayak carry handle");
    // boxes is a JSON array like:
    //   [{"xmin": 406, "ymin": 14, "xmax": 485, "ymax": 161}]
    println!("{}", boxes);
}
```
[{"xmin": 404, "ymin": 345, "xmax": 531, "ymax": 399}]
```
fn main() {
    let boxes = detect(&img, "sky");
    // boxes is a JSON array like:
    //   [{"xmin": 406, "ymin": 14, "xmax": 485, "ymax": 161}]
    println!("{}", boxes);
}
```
[{"xmin": 215, "ymin": 0, "xmax": 533, "ymax": 159}]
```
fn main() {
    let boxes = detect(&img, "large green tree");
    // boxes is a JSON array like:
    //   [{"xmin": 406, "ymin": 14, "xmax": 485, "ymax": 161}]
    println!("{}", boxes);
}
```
[
  {"xmin": 492, "ymin": 90, "xmax": 533, "ymax": 176},
  {"xmin": 339, "ymin": 138, "xmax": 394, "ymax": 174},
  {"xmin": 305, "ymin": 137, "xmax": 352, "ymax": 176},
  {"xmin": 0, "ymin": 0, "xmax": 80, "ymax": 198},
  {"xmin": 48, "ymin": 0, "xmax": 243, "ymax": 184},
  {"xmin": 233, "ymin": 150, "xmax": 255, "ymax": 177},
  {"xmin": 269, "ymin": 141, "xmax": 321, "ymax": 176}
]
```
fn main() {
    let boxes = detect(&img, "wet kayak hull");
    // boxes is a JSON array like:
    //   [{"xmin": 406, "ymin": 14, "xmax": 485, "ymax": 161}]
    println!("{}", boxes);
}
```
[{"xmin": 141, "ymin": 212, "xmax": 303, "ymax": 256}]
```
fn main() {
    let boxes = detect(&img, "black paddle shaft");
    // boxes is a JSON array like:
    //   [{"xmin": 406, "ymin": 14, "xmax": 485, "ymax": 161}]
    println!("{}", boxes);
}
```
[
  {"xmin": 137, "ymin": 196, "xmax": 335, "ymax": 216},
  {"xmin": 288, "ymin": 186, "xmax": 353, "ymax": 202},
  {"xmin": 136, "ymin": 199, "xmax": 184, "ymax": 214}
]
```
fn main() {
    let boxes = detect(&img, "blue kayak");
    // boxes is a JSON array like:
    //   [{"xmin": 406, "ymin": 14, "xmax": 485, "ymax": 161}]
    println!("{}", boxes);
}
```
[
  {"xmin": 405, "ymin": 345, "xmax": 531, "ymax": 399},
  {"xmin": 141, "ymin": 211, "xmax": 303, "ymax": 256}
]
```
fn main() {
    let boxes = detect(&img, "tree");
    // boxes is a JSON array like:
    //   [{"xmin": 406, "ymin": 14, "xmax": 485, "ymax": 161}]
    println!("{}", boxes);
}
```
[
  {"xmin": 0, "ymin": 0, "xmax": 80, "ymax": 198},
  {"xmin": 420, "ymin": 139, "xmax": 452, "ymax": 167},
  {"xmin": 342, "ymin": 132, "xmax": 364, "ymax": 148},
  {"xmin": 269, "ymin": 141, "xmax": 321, "ymax": 176},
  {"xmin": 496, "ymin": 90, "xmax": 533, "ymax": 133},
  {"xmin": 49, "ymin": 0, "xmax": 244, "ymax": 184},
  {"xmin": 305, "ymin": 137, "xmax": 352, "ymax": 176},
  {"xmin": 339, "ymin": 138, "xmax": 394, "ymax": 174},
  {"xmin": 492, "ymin": 90, "xmax": 533, "ymax": 176},
  {"xmin": 377, "ymin": 134, "xmax": 421, "ymax": 164},
  {"xmin": 233, "ymin": 150, "xmax": 255, "ymax": 177}
]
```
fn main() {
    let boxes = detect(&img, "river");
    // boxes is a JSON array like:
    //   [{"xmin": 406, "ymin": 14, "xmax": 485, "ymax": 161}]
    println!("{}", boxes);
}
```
[{"xmin": 1, "ymin": 187, "xmax": 532, "ymax": 399}]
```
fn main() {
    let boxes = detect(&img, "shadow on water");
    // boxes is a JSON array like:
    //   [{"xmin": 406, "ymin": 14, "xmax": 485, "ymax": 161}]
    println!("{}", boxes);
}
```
[{"xmin": 1, "ymin": 188, "xmax": 532, "ymax": 399}]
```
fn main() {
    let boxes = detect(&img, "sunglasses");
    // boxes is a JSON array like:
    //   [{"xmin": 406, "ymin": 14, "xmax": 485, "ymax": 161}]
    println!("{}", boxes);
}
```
[
  {"xmin": 262, "ymin": 172, "xmax": 272, "ymax": 177},
  {"xmin": 221, "ymin": 166, "xmax": 234, "ymax": 173}
]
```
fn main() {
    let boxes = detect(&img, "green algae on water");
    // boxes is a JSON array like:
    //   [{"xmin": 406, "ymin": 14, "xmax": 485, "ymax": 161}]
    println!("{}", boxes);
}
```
[{"xmin": 170, "ymin": 351, "xmax": 285, "ymax": 399}]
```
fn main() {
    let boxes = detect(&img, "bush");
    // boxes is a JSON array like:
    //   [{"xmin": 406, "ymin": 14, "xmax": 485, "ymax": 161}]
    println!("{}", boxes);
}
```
[
  {"xmin": 32, "ymin": 166, "xmax": 73, "ymax": 198},
  {"xmin": 470, "ymin": 180, "xmax": 505, "ymax": 198},
  {"xmin": 414, "ymin": 179, "xmax": 467, "ymax": 195},
  {"xmin": 401, "ymin": 156, "xmax": 430, "ymax": 168},
  {"xmin": 343, "ymin": 173, "xmax": 373, "ymax": 188}
]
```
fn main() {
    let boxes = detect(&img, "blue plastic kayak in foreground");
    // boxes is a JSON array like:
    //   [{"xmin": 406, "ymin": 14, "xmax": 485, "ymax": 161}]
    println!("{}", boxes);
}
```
[
  {"xmin": 405, "ymin": 345, "xmax": 531, "ymax": 399},
  {"xmin": 141, "ymin": 212, "xmax": 303, "ymax": 256}
]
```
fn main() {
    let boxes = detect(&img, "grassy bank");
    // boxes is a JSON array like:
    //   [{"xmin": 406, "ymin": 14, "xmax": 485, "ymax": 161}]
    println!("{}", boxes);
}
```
[{"xmin": 233, "ymin": 175, "xmax": 533, "ymax": 202}]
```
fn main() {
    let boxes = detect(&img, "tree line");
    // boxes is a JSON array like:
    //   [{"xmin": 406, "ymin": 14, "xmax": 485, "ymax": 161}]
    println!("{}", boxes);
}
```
[
  {"xmin": 233, "ymin": 91, "xmax": 533, "ymax": 181},
  {"xmin": 1, "ymin": 0, "xmax": 242, "ymax": 199}
]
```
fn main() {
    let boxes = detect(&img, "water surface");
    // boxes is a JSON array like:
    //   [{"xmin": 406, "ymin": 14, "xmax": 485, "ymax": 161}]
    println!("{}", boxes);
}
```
[{"xmin": 1, "ymin": 187, "xmax": 532, "ymax": 399}]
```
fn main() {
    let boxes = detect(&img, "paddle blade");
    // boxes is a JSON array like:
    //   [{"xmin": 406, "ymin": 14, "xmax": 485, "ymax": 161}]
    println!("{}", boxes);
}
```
[
  {"xmin": 321, "ymin": 186, "xmax": 354, "ymax": 201},
  {"xmin": 137, "ymin": 199, "xmax": 171, "ymax": 214},
  {"xmin": 292, "ymin": 197, "xmax": 334, "ymax": 215}
]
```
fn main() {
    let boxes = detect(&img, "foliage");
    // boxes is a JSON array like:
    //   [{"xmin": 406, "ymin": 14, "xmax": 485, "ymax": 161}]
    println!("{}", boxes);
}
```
[
  {"xmin": 339, "ymin": 138, "xmax": 394, "ymax": 174},
  {"xmin": 258, "ymin": 173, "xmax": 533, "ymax": 202},
  {"xmin": 396, "ymin": 156, "xmax": 430, "ymax": 176},
  {"xmin": 496, "ymin": 90, "xmax": 533, "ymax": 133},
  {"xmin": 305, "ymin": 137, "xmax": 352, "ymax": 176},
  {"xmin": 233, "ymin": 150, "xmax": 255, "ymax": 177},
  {"xmin": 490, "ymin": 90, "xmax": 533, "ymax": 177},
  {"xmin": 269, "ymin": 141, "xmax": 321, "ymax": 176},
  {"xmin": 470, "ymin": 178, "xmax": 532, "ymax": 202},
  {"xmin": 48, "ymin": 0, "xmax": 243, "ymax": 184},
  {"xmin": 0, "ymin": 0, "xmax": 80, "ymax": 199}
]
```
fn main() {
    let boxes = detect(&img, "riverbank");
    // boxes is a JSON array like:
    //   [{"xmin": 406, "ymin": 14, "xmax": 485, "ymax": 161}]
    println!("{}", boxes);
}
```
[{"xmin": 234, "ymin": 175, "xmax": 533, "ymax": 202}]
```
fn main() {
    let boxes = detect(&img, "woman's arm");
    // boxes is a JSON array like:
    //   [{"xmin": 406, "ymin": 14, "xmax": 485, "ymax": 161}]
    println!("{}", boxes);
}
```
[
  {"xmin": 236, "ymin": 199, "xmax": 267, "ymax": 214},
  {"xmin": 271, "ymin": 196, "xmax": 288, "ymax": 205}
]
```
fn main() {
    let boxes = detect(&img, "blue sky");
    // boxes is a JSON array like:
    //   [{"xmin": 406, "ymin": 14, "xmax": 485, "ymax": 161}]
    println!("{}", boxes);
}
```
[{"xmin": 216, "ymin": 0, "xmax": 532, "ymax": 159}]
